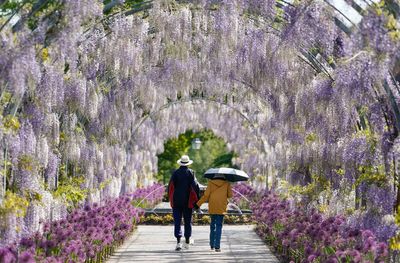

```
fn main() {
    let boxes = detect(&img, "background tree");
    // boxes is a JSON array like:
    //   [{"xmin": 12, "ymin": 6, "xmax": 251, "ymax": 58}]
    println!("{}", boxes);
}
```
[{"xmin": 157, "ymin": 129, "xmax": 237, "ymax": 185}]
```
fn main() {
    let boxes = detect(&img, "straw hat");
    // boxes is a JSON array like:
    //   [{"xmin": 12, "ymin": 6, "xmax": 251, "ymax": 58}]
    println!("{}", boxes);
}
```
[{"xmin": 177, "ymin": 155, "xmax": 193, "ymax": 166}]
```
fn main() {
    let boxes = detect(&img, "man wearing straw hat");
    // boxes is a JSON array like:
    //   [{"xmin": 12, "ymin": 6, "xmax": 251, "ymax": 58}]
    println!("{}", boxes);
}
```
[{"xmin": 168, "ymin": 155, "xmax": 200, "ymax": 251}]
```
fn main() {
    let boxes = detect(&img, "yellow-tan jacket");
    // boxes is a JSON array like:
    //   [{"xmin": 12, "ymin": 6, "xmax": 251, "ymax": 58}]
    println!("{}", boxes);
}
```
[{"xmin": 197, "ymin": 179, "xmax": 232, "ymax": 215}]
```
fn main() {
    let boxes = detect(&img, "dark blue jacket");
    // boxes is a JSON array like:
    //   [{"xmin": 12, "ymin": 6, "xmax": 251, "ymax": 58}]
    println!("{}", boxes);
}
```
[{"xmin": 168, "ymin": 166, "xmax": 200, "ymax": 208}]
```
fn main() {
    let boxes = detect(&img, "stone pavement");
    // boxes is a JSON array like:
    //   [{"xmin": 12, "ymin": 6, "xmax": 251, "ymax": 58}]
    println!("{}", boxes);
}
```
[{"xmin": 108, "ymin": 225, "xmax": 279, "ymax": 263}]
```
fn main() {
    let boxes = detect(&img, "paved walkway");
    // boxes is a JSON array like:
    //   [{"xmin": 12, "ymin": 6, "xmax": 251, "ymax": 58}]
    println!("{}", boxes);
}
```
[{"xmin": 108, "ymin": 225, "xmax": 279, "ymax": 262}]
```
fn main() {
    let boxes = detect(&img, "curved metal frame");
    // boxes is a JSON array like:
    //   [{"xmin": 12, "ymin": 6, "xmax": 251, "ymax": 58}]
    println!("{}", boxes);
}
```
[
  {"xmin": 135, "ymin": 183, "xmax": 253, "ymax": 217},
  {"xmin": 133, "ymin": 183, "xmax": 167, "ymax": 217},
  {"xmin": 229, "ymin": 188, "xmax": 252, "ymax": 215},
  {"xmin": 125, "ymin": 96, "xmax": 271, "ymax": 189},
  {"xmin": 130, "ymin": 97, "xmax": 259, "ymax": 141}
]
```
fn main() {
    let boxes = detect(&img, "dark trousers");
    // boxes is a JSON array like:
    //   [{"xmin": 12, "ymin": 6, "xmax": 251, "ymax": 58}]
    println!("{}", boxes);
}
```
[{"xmin": 172, "ymin": 207, "xmax": 193, "ymax": 240}]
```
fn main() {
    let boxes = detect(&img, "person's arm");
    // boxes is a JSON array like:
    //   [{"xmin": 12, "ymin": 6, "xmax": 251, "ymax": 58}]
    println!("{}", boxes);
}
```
[
  {"xmin": 188, "ymin": 169, "xmax": 200, "ymax": 209},
  {"xmin": 191, "ymin": 170, "xmax": 200, "ymax": 199},
  {"xmin": 168, "ymin": 173, "xmax": 175, "ymax": 208},
  {"xmin": 197, "ymin": 183, "xmax": 211, "ymax": 207}
]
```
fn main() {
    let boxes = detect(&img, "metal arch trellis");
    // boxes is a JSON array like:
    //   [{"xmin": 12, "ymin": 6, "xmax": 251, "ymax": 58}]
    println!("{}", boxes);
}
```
[
  {"xmin": 1, "ymin": 0, "xmax": 380, "ymax": 99},
  {"xmin": 3, "ymin": 0, "xmax": 398, "ymax": 146},
  {"xmin": 124, "ymin": 95, "xmax": 271, "ymax": 188},
  {"xmin": 280, "ymin": 1, "xmax": 400, "ymax": 132},
  {"xmin": 2, "ymin": 0, "xmax": 399, "ymax": 189},
  {"xmin": 127, "ymin": 96, "xmax": 265, "ymax": 149},
  {"xmin": 76, "ymin": 0, "xmax": 346, "ymax": 81},
  {"xmin": 2, "ymin": 0, "xmax": 397, "ymax": 80},
  {"xmin": 65, "ymin": 0, "xmax": 400, "ymax": 134}
]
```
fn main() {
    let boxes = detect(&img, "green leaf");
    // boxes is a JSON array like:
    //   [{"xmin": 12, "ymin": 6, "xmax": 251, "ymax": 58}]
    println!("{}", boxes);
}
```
[{"xmin": 323, "ymin": 246, "xmax": 336, "ymax": 256}]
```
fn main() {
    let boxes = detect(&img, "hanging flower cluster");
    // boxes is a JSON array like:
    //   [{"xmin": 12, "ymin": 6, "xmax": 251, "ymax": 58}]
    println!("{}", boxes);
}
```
[{"xmin": 0, "ymin": 0, "xmax": 398, "ymax": 250}]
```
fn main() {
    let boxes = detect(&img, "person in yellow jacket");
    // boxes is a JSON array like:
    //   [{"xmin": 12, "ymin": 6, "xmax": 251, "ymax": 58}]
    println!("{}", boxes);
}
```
[{"xmin": 194, "ymin": 174, "xmax": 232, "ymax": 252}]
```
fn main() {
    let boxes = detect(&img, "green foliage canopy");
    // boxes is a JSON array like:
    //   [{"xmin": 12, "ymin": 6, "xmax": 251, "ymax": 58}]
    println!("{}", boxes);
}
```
[{"xmin": 157, "ymin": 129, "xmax": 237, "ymax": 185}]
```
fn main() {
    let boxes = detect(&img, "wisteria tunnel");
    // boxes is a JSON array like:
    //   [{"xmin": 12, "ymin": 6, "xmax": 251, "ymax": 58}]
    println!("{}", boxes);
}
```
[{"xmin": 0, "ymin": 0, "xmax": 400, "ymax": 262}]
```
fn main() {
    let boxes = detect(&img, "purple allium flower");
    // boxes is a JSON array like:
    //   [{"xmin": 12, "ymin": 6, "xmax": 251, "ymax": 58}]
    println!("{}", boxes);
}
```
[
  {"xmin": 0, "ymin": 247, "xmax": 17, "ymax": 263},
  {"xmin": 19, "ymin": 237, "xmax": 34, "ymax": 248},
  {"xmin": 18, "ymin": 250, "xmax": 35, "ymax": 263},
  {"xmin": 307, "ymin": 254, "xmax": 317, "ymax": 262}
]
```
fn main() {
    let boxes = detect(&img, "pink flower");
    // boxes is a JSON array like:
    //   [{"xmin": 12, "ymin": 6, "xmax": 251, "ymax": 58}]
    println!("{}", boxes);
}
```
[
  {"xmin": 282, "ymin": 239, "xmax": 290, "ymax": 246},
  {"xmin": 307, "ymin": 254, "xmax": 317, "ymax": 262}
]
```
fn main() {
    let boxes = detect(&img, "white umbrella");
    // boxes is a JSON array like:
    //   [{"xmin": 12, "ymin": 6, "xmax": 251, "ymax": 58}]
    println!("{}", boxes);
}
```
[{"xmin": 204, "ymin": 168, "xmax": 249, "ymax": 182}]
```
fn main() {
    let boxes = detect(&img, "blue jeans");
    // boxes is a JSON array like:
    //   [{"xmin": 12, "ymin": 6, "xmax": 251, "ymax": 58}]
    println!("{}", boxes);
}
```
[
  {"xmin": 172, "ymin": 207, "xmax": 193, "ymax": 240},
  {"xmin": 210, "ymin": 215, "xmax": 224, "ymax": 249}
]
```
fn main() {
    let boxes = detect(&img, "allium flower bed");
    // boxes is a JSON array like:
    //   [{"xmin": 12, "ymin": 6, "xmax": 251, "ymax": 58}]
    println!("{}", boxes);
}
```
[
  {"xmin": 0, "ymin": 184, "xmax": 164, "ymax": 263},
  {"xmin": 252, "ymin": 194, "xmax": 389, "ymax": 263}
]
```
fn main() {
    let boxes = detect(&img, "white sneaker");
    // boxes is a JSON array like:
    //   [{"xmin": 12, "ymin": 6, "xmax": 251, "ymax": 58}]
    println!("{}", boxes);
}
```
[
  {"xmin": 190, "ymin": 239, "xmax": 194, "ymax": 245},
  {"xmin": 183, "ymin": 242, "xmax": 190, "ymax": 249},
  {"xmin": 175, "ymin": 243, "xmax": 182, "ymax": 251}
]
